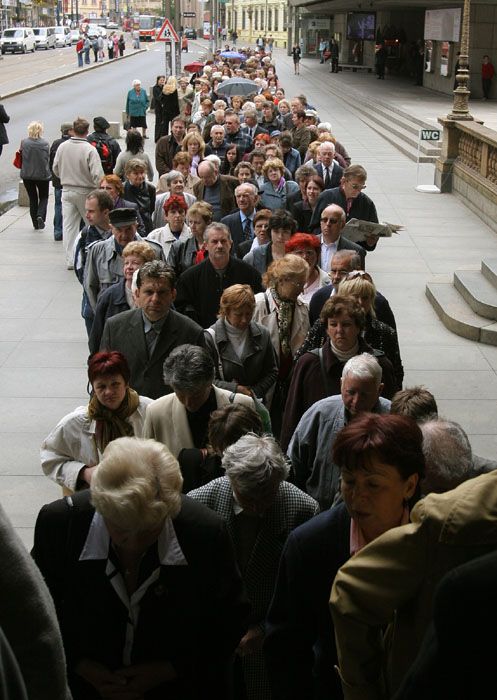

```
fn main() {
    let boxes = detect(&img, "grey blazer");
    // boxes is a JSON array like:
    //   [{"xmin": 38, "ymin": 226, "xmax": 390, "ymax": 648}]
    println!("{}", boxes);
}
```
[{"xmin": 100, "ymin": 307, "xmax": 205, "ymax": 399}]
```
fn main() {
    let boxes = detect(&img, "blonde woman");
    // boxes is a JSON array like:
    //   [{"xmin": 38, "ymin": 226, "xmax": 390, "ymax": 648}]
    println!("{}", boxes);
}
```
[
  {"xmin": 155, "ymin": 75, "xmax": 180, "ymax": 142},
  {"xmin": 20, "ymin": 121, "xmax": 51, "ymax": 230},
  {"xmin": 181, "ymin": 132, "xmax": 205, "ymax": 177}
]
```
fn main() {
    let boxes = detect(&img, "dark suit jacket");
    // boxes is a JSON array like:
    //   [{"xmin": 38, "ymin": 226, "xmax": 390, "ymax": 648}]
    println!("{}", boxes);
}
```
[
  {"xmin": 308, "ymin": 285, "xmax": 396, "ymax": 328},
  {"xmin": 88, "ymin": 278, "xmax": 128, "ymax": 355},
  {"xmin": 264, "ymin": 503, "xmax": 351, "ymax": 700},
  {"xmin": 32, "ymin": 491, "xmax": 249, "ymax": 700},
  {"xmin": 220, "ymin": 210, "xmax": 255, "ymax": 254},
  {"xmin": 309, "ymin": 187, "xmax": 379, "ymax": 248},
  {"xmin": 287, "ymin": 189, "xmax": 303, "ymax": 215},
  {"xmin": 193, "ymin": 175, "xmax": 238, "ymax": 221},
  {"xmin": 313, "ymin": 162, "xmax": 344, "ymax": 189},
  {"xmin": 100, "ymin": 307, "xmax": 205, "ymax": 399},
  {"xmin": 175, "ymin": 257, "xmax": 263, "ymax": 329},
  {"xmin": 155, "ymin": 134, "xmax": 183, "ymax": 176}
]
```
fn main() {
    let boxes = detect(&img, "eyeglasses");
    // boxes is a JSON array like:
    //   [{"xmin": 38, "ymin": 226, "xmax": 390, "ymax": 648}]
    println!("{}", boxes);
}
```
[
  {"xmin": 321, "ymin": 217, "xmax": 340, "ymax": 224},
  {"xmin": 329, "ymin": 267, "xmax": 350, "ymax": 278},
  {"xmin": 345, "ymin": 182, "xmax": 367, "ymax": 191}
]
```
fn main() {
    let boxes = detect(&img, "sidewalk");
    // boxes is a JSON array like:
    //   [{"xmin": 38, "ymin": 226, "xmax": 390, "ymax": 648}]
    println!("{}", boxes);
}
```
[{"xmin": 3, "ymin": 46, "xmax": 497, "ymax": 547}]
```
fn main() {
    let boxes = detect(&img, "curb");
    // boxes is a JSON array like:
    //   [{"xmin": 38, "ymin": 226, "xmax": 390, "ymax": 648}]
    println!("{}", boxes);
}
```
[{"xmin": 1, "ymin": 47, "xmax": 148, "ymax": 100}]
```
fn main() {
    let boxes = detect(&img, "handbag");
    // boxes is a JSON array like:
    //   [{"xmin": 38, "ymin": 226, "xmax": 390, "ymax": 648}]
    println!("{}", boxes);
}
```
[{"xmin": 13, "ymin": 149, "xmax": 22, "ymax": 169}]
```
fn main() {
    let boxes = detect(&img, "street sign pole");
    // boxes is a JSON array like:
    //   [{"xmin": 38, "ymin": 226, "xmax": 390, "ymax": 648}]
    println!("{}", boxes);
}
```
[{"xmin": 156, "ymin": 17, "xmax": 180, "ymax": 77}]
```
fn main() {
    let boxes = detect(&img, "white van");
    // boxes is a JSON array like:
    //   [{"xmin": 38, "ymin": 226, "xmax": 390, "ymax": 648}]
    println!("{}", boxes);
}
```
[
  {"xmin": 33, "ymin": 27, "xmax": 57, "ymax": 50},
  {"xmin": 53, "ymin": 25, "xmax": 71, "ymax": 47},
  {"xmin": 0, "ymin": 27, "xmax": 36, "ymax": 54}
]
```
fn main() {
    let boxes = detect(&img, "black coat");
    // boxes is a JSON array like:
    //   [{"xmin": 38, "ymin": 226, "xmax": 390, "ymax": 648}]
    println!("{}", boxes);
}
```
[
  {"xmin": 32, "ymin": 490, "xmax": 250, "ymax": 700},
  {"xmin": 309, "ymin": 187, "xmax": 379, "ymax": 249},
  {"xmin": 100, "ymin": 307, "xmax": 205, "ymax": 399},
  {"xmin": 313, "ymin": 162, "xmax": 344, "ymax": 189},
  {"xmin": 88, "ymin": 278, "xmax": 129, "ymax": 354},
  {"xmin": 0, "ymin": 104, "xmax": 9, "ymax": 146},
  {"xmin": 220, "ymin": 210, "xmax": 255, "ymax": 254},
  {"xmin": 309, "ymin": 285, "xmax": 396, "ymax": 328},
  {"xmin": 175, "ymin": 257, "xmax": 263, "ymax": 329},
  {"xmin": 264, "ymin": 503, "xmax": 351, "ymax": 700}
]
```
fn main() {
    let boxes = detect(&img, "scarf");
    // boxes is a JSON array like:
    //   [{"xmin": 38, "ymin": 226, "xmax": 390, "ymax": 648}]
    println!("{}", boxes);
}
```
[
  {"xmin": 87, "ymin": 387, "xmax": 140, "ymax": 453},
  {"xmin": 195, "ymin": 243, "xmax": 208, "ymax": 265},
  {"xmin": 330, "ymin": 339, "xmax": 359, "ymax": 363},
  {"xmin": 274, "ymin": 176, "xmax": 286, "ymax": 192},
  {"xmin": 270, "ymin": 287, "xmax": 294, "ymax": 357}
]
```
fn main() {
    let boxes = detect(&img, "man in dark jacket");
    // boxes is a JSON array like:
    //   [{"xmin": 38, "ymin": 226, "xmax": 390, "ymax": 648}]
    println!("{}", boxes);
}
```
[
  {"xmin": 193, "ymin": 160, "xmax": 238, "ymax": 222},
  {"xmin": 49, "ymin": 122, "xmax": 72, "ymax": 241},
  {"xmin": 87, "ymin": 116, "xmax": 121, "ymax": 173},
  {"xmin": 175, "ymin": 222, "xmax": 263, "ymax": 328},
  {"xmin": 309, "ymin": 165, "xmax": 379, "ymax": 251},
  {"xmin": 155, "ymin": 117, "xmax": 186, "ymax": 176}
]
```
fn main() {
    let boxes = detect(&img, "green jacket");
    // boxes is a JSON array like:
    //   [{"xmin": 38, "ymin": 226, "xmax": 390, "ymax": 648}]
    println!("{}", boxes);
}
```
[{"xmin": 126, "ymin": 87, "xmax": 149, "ymax": 117}]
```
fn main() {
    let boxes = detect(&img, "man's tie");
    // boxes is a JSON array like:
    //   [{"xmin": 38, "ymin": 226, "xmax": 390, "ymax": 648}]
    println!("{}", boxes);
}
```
[
  {"xmin": 243, "ymin": 217, "xmax": 252, "ymax": 241},
  {"xmin": 146, "ymin": 324, "xmax": 158, "ymax": 357},
  {"xmin": 324, "ymin": 167, "xmax": 332, "ymax": 189}
]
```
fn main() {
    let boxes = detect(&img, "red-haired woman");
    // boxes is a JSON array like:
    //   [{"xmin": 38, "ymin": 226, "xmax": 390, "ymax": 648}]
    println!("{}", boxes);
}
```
[
  {"xmin": 265, "ymin": 413, "xmax": 424, "ymax": 700},
  {"xmin": 41, "ymin": 351, "xmax": 151, "ymax": 492},
  {"xmin": 285, "ymin": 232, "xmax": 330, "ymax": 305}
]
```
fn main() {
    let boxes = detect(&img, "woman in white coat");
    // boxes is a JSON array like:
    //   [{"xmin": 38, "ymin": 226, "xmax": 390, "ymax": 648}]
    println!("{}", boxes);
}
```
[
  {"xmin": 252, "ymin": 254, "xmax": 309, "ymax": 437},
  {"xmin": 146, "ymin": 193, "xmax": 191, "ymax": 259},
  {"xmin": 41, "ymin": 351, "xmax": 151, "ymax": 493}
]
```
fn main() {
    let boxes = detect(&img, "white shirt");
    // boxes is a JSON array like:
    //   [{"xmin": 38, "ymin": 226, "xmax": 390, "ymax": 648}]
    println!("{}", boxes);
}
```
[{"xmin": 320, "ymin": 234, "xmax": 339, "ymax": 274}]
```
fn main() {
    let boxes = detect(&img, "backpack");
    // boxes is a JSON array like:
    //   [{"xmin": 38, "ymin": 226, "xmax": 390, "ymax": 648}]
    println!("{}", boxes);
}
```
[{"xmin": 88, "ymin": 133, "xmax": 113, "ymax": 174}]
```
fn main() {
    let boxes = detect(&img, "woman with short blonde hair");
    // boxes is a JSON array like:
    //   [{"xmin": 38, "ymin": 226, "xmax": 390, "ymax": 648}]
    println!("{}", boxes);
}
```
[
  {"xmin": 181, "ymin": 132, "xmax": 205, "ymax": 177},
  {"xmin": 20, "ymin": 120, "xmax": 51, "ymax": 230}
]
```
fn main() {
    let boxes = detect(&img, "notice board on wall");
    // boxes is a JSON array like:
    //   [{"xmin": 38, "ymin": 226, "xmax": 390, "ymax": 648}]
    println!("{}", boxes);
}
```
[{"xmin": 424, "ymin": 8, "xmax": 461, "ymax": 42}]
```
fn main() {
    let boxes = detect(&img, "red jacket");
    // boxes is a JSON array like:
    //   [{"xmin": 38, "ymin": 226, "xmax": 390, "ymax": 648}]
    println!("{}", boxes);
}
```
[
  {"xmin": 76, "ymin": 38, "xmax": 84, "ymax": 54},
  {"xmin": 482, "ymin": 62, "xmax": 495, "ymax": 79}
]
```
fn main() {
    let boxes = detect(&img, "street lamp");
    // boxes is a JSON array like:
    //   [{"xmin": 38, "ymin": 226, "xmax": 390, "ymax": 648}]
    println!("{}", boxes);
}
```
[{"xmin": 447, "ymin": 0, "xmax": 473, "ymax": 121}]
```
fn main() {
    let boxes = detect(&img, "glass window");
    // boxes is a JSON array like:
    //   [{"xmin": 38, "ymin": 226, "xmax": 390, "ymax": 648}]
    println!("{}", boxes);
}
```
[
  {"xmin": 242, "ymin": 9, "xmax": 246, "ymax": 30},
  {"xmin": 268, "ymin": 8, "xmax": 272, "ymax": 31},
  {"xmin": 274, "ymin": 8, "xmax": 278, "ymax": 31}
]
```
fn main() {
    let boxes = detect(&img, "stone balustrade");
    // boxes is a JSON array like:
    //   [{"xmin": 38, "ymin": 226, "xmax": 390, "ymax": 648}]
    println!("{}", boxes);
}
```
[{"xmin": 435, "ymin": 118, "xmax": 497, "ymax": 233}]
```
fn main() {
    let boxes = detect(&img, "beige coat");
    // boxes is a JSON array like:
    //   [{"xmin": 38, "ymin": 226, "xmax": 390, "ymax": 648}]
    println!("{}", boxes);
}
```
[
  {"xmin": 252, "ymin": 290, "xmax": 310, "ymax": 362},
  {"xmin": 330, "ymin": 469, "xmax": 497, "ymax": 700},
  {"xmin": 142, "ymin": 385, "xmax": 253, "ymax": 457}
]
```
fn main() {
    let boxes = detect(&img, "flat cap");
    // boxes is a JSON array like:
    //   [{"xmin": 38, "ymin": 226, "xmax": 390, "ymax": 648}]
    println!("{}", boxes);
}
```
[
  {"xmin": 93, "ymin": 116, "xmax": 110, "ymax": 130},
  {"xmin": 109, "ymin": 208, "xmax": 138, "ymax": 228}
]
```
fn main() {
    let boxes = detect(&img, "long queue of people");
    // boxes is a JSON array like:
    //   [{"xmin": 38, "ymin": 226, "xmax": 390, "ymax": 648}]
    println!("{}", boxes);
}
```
[{"xmin": 7, "ymin": 45, "xmax": 497, "ymax": 700}]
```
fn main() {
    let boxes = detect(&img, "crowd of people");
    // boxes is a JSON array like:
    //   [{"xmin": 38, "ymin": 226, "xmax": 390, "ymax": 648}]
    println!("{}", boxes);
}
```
[{"xmin": 6, "ymin": 43, "xmax": 497, "ymax": 700}]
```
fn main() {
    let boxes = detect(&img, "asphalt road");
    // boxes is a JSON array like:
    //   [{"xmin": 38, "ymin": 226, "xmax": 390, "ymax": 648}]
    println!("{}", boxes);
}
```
[{"xmin": 0, "ymin": 39, "xmax": 208, "ymax": 207}]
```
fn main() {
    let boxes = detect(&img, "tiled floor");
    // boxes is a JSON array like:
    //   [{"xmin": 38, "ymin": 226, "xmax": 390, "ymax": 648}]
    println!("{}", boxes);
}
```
[{"xmin": 2, "ymin": 47, "xmax": 497, "ymax": 547}]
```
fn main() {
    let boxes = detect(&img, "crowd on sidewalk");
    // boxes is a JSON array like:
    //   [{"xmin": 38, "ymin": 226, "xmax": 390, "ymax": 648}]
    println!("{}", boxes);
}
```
[{"xmin": 3, "ymin": 42, "xmax": 497, "ymax": 700}]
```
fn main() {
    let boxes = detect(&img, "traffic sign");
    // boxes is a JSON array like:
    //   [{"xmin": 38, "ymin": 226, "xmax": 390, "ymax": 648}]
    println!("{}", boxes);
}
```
[
  {"xmin": 156, "ymin": 18, "xmax": 179, "ymax": 42},
  {"xmin": 183, "ymin": 11, "xmax": 196, "ymax": 17}
]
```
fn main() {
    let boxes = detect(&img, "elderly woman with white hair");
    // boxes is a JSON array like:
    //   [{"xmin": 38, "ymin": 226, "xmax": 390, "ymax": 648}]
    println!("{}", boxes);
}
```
[
  {"xmin": 125, "ymin": 78, "xmax": 150, "ymax": 138},
  {"xmin": 20, "ymin": 121, "xmax": 51, "ymax": 230},
  {"xmin": 188, "ymin": 433, "xmax": 318, "ymax": 700},
  {"xmin": 33, "ymin": 436, "xmax": 250, "ymax": 700}
]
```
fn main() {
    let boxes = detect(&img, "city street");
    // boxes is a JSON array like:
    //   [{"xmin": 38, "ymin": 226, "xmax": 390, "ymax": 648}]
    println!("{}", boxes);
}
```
[{"xmin": 2, "ymin": 44, "xmax": 497, "ymax": 547}]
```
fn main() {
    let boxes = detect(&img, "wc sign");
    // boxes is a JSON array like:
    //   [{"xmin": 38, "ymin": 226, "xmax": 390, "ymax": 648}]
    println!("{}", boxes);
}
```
[{"xmin": 419, "ymin": 129, "xmax": 441, "ymax": 141}]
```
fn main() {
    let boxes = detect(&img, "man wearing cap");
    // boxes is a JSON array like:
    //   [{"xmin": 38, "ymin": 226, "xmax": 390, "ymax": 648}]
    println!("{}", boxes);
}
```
[
  {"xmin": 100, "ymin": 260, "xmax": 205, "ymax": 399},
  {"xmin": 155, "ymin": 117, "xmax": 187, "ymax": 176},
  {"xmin": 84, "ymin": 207, "xmax": 162, "ymax": 315},
  {"xmin": 52, "ymin": 117, "xmax": 104, "ymax": 268},
  {"xmin": 87, "ymin": 116, "xmax": 121, "ymax": 174},
  {"xmin": 49, "ymin": 122, "xmax": 73, "ymax": 242}
]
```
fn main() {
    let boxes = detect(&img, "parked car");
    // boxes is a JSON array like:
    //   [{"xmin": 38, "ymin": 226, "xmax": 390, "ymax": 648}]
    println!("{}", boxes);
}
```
[
  {"xmin": 53, "ymin": 25, "xmax": 71, "ymax": 47},
  {"xmin": 184, "ymin": 27, "xmax": 197, "ymax": 39},
  {"xmin": 87, "ymin": 24, "xmax": 106, "ymax": 39},
  {"xmin": 33, "ymin": 26, "xmax": 57, "ymax": 50},
  {"xmin": 0, "ymin": 27, "xmax": 36, "ymax": 54},
  {"xmin": 107, "ymin": 21, "xmax": 119, "ymax": 29},
  {"xmin": 70, "ymin": 28, "xmax": 81, "ymax": 44}
]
